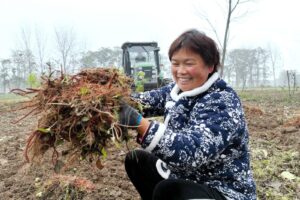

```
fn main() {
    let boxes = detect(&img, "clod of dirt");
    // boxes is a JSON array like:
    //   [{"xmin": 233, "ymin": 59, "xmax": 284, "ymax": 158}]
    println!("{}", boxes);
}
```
[
  {"xmin": 283, "ymin": 116, "xmax": 300, "ymax": 127},
  {"xmin": 243, "ymin": 104, "xmax": 265, "ymax": 116}
]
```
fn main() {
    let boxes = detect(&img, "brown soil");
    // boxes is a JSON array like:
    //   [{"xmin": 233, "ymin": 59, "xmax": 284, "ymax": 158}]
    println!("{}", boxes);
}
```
[
  {"xmin": 0, "ymin": 103, "xmax": 139, "ymax": 200},
  {"xmin": 243, "ymin": 102, "xmax": 300, "ymax": 149},
  {"xmin": 0, "ymin": 94, "xmax": 299, "ymax": 199}
]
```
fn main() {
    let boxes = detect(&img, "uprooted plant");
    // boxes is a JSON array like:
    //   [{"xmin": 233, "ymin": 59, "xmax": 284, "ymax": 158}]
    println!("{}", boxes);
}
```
[{"xmin": 11, "ymin": 67, "xmax": 141, "ymax": 170}]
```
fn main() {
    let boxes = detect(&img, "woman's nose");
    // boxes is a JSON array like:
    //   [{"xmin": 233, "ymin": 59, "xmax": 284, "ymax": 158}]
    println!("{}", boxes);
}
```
[{"xmin": 177, "ymin": 65, "xmax": 187, "ymax": 74}]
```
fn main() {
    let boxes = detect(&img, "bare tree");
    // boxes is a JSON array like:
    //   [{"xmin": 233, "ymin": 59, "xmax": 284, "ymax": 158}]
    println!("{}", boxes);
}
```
[
  {"xmin": 255, "ymin": 47, "xmax": 269, "ymax": 86},
  {"xmin": 261, "ymin": 55, "xmax": 269, "ymax": 86},
  {"xmin": 223, "ymin": 63, "xmax": 234, "ymax": 85},
  {"xmin": 35, "ymin": 26, "xmax": 47, "ymax": 74},
  {"xmin": 227, "ymin": 47, "xmax": 272, "ymax": 88},
  {"xmin": 227, "ymin": 48, "xmax": 250, "ymax": 88},
  {"xmin": 267, "ymin": 44, "xmax": 282, "ymax": 87},
  {"xmin": 0, "ymin": 59, "xmax": 11, "ymax": 93},
  {"xmin": 80, "ymin": 47, "xmax": 122, "ymax": 68},
  {"xmin": 19, "ymin": 27, "xmax": 36, "ymax": 75},
  {"xmin": 11, "ymin": 50, "xmax": 25, "ymax": 80},
  {"xmin": 54, "ymin": 27, "xmax": 76, "ymax": 73},
  {"xmin": 286, "ymin": 70, "xmax": 297, "ymax": 96},
  {"xmin": 195, "ymin": 0, "xmax": 254, "ymax": 77}
]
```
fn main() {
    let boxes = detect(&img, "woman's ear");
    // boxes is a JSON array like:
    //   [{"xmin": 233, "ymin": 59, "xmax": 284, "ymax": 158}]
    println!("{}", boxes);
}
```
[{"xmin": 208, "ymin": 66, "xmax": 214, "ymax": 73}]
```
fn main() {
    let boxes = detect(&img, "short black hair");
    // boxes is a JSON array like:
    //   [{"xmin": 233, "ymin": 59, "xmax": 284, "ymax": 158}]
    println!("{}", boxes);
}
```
[{"xmin": 168, "ymin": 29, "xmax": 220, "ymax": 74}]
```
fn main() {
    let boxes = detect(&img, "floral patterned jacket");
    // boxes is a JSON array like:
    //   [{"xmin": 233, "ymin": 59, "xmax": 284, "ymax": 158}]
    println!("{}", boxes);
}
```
[{"xmin": 133, "ymin": 73, "xmax": 256, "ymax": 200}]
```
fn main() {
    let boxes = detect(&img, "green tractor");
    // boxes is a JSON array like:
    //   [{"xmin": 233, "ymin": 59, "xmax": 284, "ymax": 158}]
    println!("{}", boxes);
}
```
[{"xmin": 121, "ymin": 42, "xmax": 170, "ymax": 92}]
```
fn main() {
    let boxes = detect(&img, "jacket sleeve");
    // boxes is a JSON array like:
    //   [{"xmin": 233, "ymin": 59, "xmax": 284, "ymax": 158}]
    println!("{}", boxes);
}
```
[
  {"xmin": 140, "ymin": 91, "xmax": 247, "ymax": 171},
  {"xmin": 131, "ymin": 83, "xmax": 174, "ymax": 117}
]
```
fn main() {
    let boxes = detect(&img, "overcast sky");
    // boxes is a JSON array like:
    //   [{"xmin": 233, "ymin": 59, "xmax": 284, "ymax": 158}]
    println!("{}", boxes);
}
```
[{"xmin": 0, "ymin": 0, "xmax": 299, "ymax": 70}]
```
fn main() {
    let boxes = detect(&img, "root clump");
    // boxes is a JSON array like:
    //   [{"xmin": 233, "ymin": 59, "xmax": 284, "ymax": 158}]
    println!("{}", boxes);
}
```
[{"xmin": 12, "ymin": 68, "xmax": 139, "ymax": 169}]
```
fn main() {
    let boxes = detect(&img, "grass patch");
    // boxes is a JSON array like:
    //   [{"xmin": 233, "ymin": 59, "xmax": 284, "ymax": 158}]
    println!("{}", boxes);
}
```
[
  {"xmin": 239, "ymin": 88, "xmax": 300, "ymax": 199},
  {"xmin": 250, "ymin": 142, "xmax": 300, "ymax": 200},
  {"xmin": 237, "ymin": 89, "xmax": 300, "ymax": 105}
]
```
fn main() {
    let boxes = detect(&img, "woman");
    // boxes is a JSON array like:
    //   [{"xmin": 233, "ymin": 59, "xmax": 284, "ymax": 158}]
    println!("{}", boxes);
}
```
[{"xmin": 119, "ymin": 29, "xmax": 256, "ymax": 200}]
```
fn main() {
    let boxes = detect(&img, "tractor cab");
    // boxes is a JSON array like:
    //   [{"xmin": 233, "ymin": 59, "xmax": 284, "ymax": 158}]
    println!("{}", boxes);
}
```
[{"xmin": 121, "ymin": 42, "xmax": 164, "ymax": 91}]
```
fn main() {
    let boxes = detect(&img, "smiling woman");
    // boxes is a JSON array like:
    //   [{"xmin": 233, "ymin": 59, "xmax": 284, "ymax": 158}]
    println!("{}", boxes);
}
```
[
  {"xmin": 168, "ymin": 30, "xmax": 219, "ymax": 91},
  {"xmin": 118, "ymin": 29, "xmax": 257, "ymax": 200},
  {"xmin": 170, "ymin": 49, "xmax": 214, "ymax": 91}
]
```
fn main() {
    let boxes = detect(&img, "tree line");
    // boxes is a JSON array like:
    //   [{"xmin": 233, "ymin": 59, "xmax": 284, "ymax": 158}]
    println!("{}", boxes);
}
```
[
  {"xmin": 0, "ymin": 44, "xmax": 298, "ymax": 93},
  {"xmin": 0, "ymin": 27, "xmax": 299, "ymax": 93},
  {"xmin": 0, "ymin": 26, "xmax": 125, "ymax": 93},
  {"xmin": 223, "ymin": 47, "xmax": 299, "ymax": 89}
]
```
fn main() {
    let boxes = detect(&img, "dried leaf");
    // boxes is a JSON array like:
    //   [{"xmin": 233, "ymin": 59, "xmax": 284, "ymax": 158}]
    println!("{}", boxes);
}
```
[
  {"xmin": 280, "ymin": 171, "xmax": 296, "ymax": 180},
  {"xmin": 96, "ymin": 159, "xmax": 104, "ymax": 170},
  {"xmin": 86, "ymin": 131, "xmax": 95, "ymax": 146},
  {"xmin": 54, "ymin": 160, "xmax": 65, "ymax": 173}
]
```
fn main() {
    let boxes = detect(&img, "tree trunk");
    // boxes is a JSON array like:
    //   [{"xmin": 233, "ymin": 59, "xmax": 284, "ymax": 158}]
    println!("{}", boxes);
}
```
[{"xmin": 220, "ymin": 0, "xmax": 232, "ymax": 78}]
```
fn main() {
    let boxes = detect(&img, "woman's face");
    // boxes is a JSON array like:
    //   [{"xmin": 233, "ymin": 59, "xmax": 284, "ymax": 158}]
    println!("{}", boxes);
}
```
[{"xmin": 171, "ymin": 48, "xmax": 214, "ymax": 92}]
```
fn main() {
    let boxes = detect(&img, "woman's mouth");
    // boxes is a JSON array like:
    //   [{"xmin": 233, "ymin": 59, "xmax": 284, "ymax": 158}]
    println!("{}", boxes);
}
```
[{"xmin": 178, "ymin": 77, "xmax": 191, "ymax": 84}]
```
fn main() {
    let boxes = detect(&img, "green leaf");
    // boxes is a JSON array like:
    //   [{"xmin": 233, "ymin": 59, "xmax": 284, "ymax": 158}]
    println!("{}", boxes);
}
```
[
  {"xmin": 76, "ymin": 132, "xmax": 85, "ymax": 139},
  {"xmin": 36, "ymin": 192, "xmax": 43, "ymax": 198},
  {"xmin": 27, "ymin": 72, "xmax": 40, "ymax": 88},
  {"xmin": 81, "ymin": 116, "xmax": 89, "ymax": 122},
  {"xmin": 79, "ymin": 87, "xmax": 90, "ymax": 95},
  {"xmin": 101, "ymin": 147, "xmax": 107, "ymax": 159},
  {"xmin": 113, "ymin": 140, "xmax": 121, "ymax": 148},
  {"xmin": 112, "ymin": 94, "xmax": 121, "ymax": 99},
  {"xmin": 55, "ymin": 138, "xmax": 64, "ymax": 146},
  {"xmin": 62, "ymin": 75, "xmax": 70, "ymax": 84},
  {"xmin": 113, "ymin": 108, "xmax": 119, "ymax": 120},
  {"xmin": 37, "ymin": 128, "xmax": 50, "ymax": 133}
]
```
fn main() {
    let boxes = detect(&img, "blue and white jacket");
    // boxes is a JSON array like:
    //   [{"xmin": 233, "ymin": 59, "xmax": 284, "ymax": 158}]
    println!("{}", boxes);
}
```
[{"xmin": 133, "ymin": 73, "xmax": 256, "ymax": 200}]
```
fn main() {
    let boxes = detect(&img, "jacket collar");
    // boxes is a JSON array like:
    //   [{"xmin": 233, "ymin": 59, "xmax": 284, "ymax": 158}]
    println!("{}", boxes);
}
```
[{"xmin": 170, "ymin": 72, "xmax": 219, "ymax": 101}]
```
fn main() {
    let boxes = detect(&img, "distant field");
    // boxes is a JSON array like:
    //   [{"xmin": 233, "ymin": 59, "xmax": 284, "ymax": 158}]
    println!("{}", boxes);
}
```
[
  {"xmin": 237, "ymin": 88, "xmax": 300, "ymax": 105},
  {"xmin": 0, "ymin": 93, "xmax": 29, "ymax": 104},
  {"xmin": 1, "ymin": 88, "xmax": 299, "ymax": 104},
  {"xmin": 236, "ymin": 88, "xmax": 300, "ymax": 199}
]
